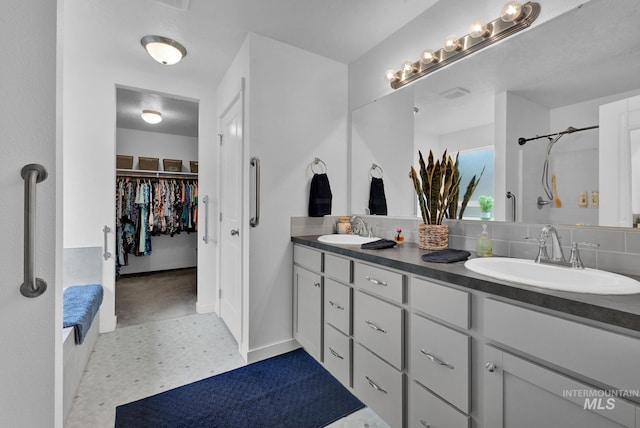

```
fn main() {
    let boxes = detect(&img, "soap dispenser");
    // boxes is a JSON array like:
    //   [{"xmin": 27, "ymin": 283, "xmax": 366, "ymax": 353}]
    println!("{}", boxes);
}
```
[{"xmin": 476, "ymin": 224, "xmax": 493, "ymax": 257}]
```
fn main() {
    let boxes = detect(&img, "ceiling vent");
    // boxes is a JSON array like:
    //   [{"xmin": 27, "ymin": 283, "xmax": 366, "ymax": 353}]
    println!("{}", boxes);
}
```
[
  {"xmin": 153, "ymin": 0, "xmax": 190, "ymax": 11},
  {"xmin": 439, "ymin": 87, "xmax": 471, "ymax": 100}
]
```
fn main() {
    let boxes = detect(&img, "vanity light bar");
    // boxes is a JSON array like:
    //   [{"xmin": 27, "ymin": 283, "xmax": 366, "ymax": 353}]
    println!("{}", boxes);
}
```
[{"xmin": 385, "ymin": 1, "xmax": 541, "ymax": 90}]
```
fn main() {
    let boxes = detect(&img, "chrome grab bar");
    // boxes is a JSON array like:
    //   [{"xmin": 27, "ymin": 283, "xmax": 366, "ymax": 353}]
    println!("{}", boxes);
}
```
[
  {"xmin": 250, "ymin": 156, "xmax": 260, "ymax": 227},
  {"xmin": 202, "ymin": 195, "xmax": 209, "ymax": 243},
  {"xmin": 20, "ymin": 164, "xmax": 48, "ymax": 298},
  {"xmin": 506, "ymin": 191, "xmax": 517, "ymax": 222},
  {"xmin": 103, "ymin": 226, "xmax": 111, "ymax": 260}
]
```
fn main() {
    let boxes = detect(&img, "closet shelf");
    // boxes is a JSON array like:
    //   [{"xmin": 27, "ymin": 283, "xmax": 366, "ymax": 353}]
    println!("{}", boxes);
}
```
[{"xmin": 116, "ymin": 169, "xmax": 198, "ymax": 179}]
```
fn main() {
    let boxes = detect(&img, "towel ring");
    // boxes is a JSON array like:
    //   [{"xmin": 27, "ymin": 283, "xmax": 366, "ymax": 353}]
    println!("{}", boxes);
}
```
[
  {"xmin": 311, "ymin": 157, "xmax": 327, "ymax": 174},
  {"xmin": 369, "ymin": 163, "xmax": 383, "ymax": 179}
]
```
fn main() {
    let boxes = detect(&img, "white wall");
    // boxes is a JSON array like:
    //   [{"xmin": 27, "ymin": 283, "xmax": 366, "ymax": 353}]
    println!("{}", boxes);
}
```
[
  {"xmin": 217, "ymin": 33, "xmax": 348, "ymax": 361},
  {"xmin": 0, "ymin": 1, "xmax": 60, "ymax": 426},
  {"xmin": 351, "ymin": 88, "xmax": 414, "ymax": 216},
  {"xmin": 63, "ymin": 0, "xmax": 218, "ymax": 332}
]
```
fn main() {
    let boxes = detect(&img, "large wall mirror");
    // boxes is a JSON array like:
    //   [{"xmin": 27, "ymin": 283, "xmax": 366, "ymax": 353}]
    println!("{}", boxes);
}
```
[{"xmin": 350, "ymin": 0, "xmax": 640, "ymax": 228}]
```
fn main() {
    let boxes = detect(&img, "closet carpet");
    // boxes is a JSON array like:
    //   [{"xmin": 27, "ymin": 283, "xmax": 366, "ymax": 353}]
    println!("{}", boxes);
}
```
[{"xmin": 116, "ymin": 267, "xmax": 197, "ymax": 328}]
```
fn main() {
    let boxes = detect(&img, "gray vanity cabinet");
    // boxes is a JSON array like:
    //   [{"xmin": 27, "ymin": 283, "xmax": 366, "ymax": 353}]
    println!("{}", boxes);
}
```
[
  {"xmin": 293, "ymin": 246, "xmax": 323, "ymax": 362},
  {"xmin": 484, "ymin": 345, "xmax": 640, "ymax": 428}
]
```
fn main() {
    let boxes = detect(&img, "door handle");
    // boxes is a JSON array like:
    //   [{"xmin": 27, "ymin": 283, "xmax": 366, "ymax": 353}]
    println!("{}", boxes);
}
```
[
  {"xmin": 230, "ymin": 229, "xmax": 240, "ymax": 236},
  {"xmin": 20, "ymin": 164, "xmax": 48, "ymax": 298},
  {"xmin": 250, "ymin": 156, "xmax": 260, "ymax": 227}
]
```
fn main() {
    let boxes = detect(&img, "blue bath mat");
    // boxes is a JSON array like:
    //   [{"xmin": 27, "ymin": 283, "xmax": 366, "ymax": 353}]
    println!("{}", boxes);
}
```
[{"xmin": 115, "ymin": 348, "xmax": 364, "ymax": 428}]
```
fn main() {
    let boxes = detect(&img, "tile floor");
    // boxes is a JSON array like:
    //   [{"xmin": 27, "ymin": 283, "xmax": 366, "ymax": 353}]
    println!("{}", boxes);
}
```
[{"xmin": 66, "ymin": 270, "xmax": 389, "ymax": 427}]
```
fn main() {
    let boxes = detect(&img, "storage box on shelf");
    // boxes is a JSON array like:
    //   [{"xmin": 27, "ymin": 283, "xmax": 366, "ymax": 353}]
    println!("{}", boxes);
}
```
[
  {"xmin": 190, "ymin": 161, "xmax": 198, "ymax": 173},
  {"xmin": 116, "ymin": 155, "xmax": 133, "ymax": 169},
  {"xmin": 163, "ymin": 159, "xmax": 182, "ymax": 172},
  {"xmin": 138, "ymin": 156, "xmax": 159, "ymax": 171}
]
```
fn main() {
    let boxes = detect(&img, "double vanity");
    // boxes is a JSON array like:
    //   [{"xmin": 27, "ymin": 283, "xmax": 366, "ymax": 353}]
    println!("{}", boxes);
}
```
[{"xmin": 292, "ymin": 234, "xmax": 640, "ymax": 428}]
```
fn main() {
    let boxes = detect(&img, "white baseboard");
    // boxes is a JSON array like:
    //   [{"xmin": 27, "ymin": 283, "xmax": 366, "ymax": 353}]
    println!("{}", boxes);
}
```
[
  {"xmin": 196, "ymin": 301, "xmax": 216, "ymax": 314},
  {"xmin": 245, "ymin": 338, "xmax": 300, "ymax": 363},
  {"xmin": 98, "ymin": 312, "xmax": 117, "ymax": 333}
]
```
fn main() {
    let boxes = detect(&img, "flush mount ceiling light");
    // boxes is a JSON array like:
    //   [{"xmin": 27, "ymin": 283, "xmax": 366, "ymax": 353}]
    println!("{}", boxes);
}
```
[
  {"xmin": 385, "ymin": 1, "xmax": 540, "ymax": 90},
  {"xmin": 141, "ymin": 35, "xmax": 187, "ymax": 65},
  {"xmin": 141, "ymin": 110, "xmax": 162, "ymax": 124}
]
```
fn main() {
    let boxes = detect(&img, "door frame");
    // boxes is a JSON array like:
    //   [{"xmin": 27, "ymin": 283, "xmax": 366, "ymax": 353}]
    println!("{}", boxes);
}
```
[{"xmin": 217, "ymin": 78, "xmax": 247, "ymax": 357}]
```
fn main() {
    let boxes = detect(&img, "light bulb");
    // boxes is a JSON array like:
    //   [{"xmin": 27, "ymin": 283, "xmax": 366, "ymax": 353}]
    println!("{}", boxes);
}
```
[
  {"xmin": 384, "ymin": 69, "xmax": 399, "ymax": 82},
  {"xmin": 401, "ymin": 61, "xmax": 416, "ymax": 74},
  {"xmin": 500, "ymin": 1, "xmax": 522, "ymax": 22},
  {"xmin": 419, "ymin": 49, "xmax": 437, "ymax": 64},
  {"xmin": 469, "ymin": 19, "xmax": 490, "ymax": 38},
  {"xmin": 443, "ymin": 35, "xmax": 461, "ymax": 53},
  {"xmin": 141, "ymin": 110, "xmax": 162, "ymax": 124}
]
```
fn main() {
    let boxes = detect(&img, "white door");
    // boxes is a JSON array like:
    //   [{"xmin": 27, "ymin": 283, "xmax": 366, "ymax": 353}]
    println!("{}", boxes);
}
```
[
  {"xmin": 0, "ymin": 2, "xmax": 59, "ymax": 426},
  {"xmin": 219, "ymin": 94, "xmax": 243, "ymax": 344}
]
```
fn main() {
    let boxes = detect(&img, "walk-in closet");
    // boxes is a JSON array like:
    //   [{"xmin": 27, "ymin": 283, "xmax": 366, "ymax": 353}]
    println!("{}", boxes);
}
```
[{"xmin": 114, "ymin": 87, "xmax": 199, "ymax": 327}]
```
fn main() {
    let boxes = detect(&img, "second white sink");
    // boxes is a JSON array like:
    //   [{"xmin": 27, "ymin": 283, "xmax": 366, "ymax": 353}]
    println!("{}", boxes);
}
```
[
  {"xmin": 464, "ymin": 257, "xmax": 640, "ymax": 295},
  {"xmin": 317, "ymin": 234, "xmax": 380, "ymax": 246}
]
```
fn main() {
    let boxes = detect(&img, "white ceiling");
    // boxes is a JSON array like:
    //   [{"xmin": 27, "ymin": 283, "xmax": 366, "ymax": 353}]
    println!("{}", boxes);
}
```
[{"xmin": 109, "ymin": 0, "xmax": 441, "ymax": 137}]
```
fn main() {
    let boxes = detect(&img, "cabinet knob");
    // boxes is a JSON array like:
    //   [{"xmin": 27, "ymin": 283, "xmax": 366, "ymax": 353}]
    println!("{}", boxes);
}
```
[
  {"xmin": 485, "ymin": 362, "xmax": 497, "ymax": 373},
  {"xmin": 314, "ymin": 282, "xmax": 321, "ymax": 288}
]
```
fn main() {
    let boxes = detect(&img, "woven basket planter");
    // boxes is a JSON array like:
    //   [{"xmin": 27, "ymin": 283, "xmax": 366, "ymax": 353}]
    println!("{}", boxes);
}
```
[{"xmin": 418, "ymin": 223, "xmax": 449, "ymax": 250}]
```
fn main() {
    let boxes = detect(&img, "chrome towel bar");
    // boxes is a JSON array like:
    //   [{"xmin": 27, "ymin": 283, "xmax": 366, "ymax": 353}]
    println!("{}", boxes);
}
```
[{"xmin": 20, "ymin": 164, "xmax": 48, "ymax": 298}]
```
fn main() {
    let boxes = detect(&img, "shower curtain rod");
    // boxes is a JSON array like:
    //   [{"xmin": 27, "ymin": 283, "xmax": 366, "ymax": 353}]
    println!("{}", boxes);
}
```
[{"xmin": 518, "ymin": 124, "xmax": 599, "ymax": 146}]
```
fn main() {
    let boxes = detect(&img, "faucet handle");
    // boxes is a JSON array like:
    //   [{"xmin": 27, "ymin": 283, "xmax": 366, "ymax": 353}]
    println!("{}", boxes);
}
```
[
  {"xmin": 524, "ymin": 236, "xmax": 549, "ymax": 262},
  {"xmin": 568, "ymin": 242, "xmax": 600, "ymax": 269}
]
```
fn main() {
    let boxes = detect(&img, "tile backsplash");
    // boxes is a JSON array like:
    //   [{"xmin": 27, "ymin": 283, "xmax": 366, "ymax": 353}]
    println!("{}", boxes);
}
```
[{"xmin": 291, "ymin": 216, "xmax": 640, "ymax": 277}]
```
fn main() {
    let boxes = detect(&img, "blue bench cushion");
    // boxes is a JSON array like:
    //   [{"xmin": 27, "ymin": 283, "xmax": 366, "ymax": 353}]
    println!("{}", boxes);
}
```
[{"xmin": 63, "ymin": 284, "xmax": 103, "ymax": 344}]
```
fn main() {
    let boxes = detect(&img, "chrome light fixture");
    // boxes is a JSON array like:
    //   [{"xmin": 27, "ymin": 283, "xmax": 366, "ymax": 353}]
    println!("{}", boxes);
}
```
[
  {"xmin": 384, "ymin": 1, "xmax": 540, "ymax": 89},
  {"xmin": 141, "ymin": 110, "xmax": 162, "ymax": 124},
  {"xmin": 141, "ymin": 35, "xmax": 187, "ymax": 65}
]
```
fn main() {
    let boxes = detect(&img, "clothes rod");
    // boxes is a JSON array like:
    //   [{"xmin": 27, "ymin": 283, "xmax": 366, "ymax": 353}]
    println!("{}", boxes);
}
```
[
  {"xmin": 116, "ymin": 170, "xmax": 198, "ymax": 179},
  {"xmin": 518, "ymin": 125, "xmax": 599, "ymax": 146}
]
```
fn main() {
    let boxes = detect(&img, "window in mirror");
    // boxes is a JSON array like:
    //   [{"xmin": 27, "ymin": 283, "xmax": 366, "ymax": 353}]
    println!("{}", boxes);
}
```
[{"xmin": 457, "ymin": 148, "xmax": 494, "ymax": 219}]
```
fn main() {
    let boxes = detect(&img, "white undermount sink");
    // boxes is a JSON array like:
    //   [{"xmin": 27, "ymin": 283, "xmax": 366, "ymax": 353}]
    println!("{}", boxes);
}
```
[
  {"xmin": 317, "ymin": 234, "xmax": 380, "ymax": 246},
  {"xmin": 464, "ymin": 257, "xmax": 640, "ymax": 295}
]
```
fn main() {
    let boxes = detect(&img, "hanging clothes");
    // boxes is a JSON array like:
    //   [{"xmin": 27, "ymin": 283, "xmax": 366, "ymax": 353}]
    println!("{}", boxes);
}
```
[{"xmin": 115, "ymin": 176, "xmax": 198, "ymax": 268}]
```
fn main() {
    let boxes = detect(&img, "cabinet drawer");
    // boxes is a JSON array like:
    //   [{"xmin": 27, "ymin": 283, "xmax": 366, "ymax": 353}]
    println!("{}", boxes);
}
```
[
  {"xmin": 412, "ymin": 276, "xmax": 470, "ymax": 329},
  {"xmin": 353, "ymin": 344, "xmax": 404, "ymax": 428},
  {"xmin": 324, "ymin": 324, "xmax": 352, "ymax": 387},
  {"xmin": 325, "ymin": 253, "xmax": 351, "ymax": 283},
  {"xmin": 411, "ymin": 381, "xmax": 469, "ymax": 428},
  {"xmin": 324, "ymin": 278, "xmax": 351, "ymax": 335},
  {"xmin": 354, "ymin": 262, "xmax": 404, "ymax": 304},
  {"xmin": 485, "ymin": 299, "xmax": 640, "ymax": 394},
  {"xmin": 411, "ymin": 313, "xmax": 470, "ymax": 413},
  {"xmin": 354, "ymin": 291, "xmax": 404, "ymax": 370},
  {"xmin": 293, "ymin": 245, "xmax": 322, "ymax": 272}
]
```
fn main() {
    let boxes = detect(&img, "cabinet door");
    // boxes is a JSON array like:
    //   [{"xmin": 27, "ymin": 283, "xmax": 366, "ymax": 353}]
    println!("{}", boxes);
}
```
[
  {"xmin": 484, "ymin": 346, "xmax": 639, "ymax": 428},
  {"xmin": 293, "ymin": 265, "xmax": 322, "ymax": 361}
]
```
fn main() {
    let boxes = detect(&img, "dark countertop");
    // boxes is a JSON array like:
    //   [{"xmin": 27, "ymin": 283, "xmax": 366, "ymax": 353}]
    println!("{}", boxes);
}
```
[{"xmin": 292, "ymin": 235, "xmax": 640, "ymax": 333}]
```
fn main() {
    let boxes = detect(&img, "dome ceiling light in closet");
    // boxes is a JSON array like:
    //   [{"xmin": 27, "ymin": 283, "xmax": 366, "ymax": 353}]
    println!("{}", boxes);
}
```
[{"xmin": 141, "ymin": 110, "xmax": 162, "ymax": 124}]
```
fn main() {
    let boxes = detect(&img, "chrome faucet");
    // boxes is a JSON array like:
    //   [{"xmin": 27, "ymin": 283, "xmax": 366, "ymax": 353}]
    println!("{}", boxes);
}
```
[
  {"xmin": 540, "ymin": 225, "xmax": 566, "ymax": 263},
  {"xmin": 350, "ymin": 216, "xmax": 371, "ymax": 237},
  {"xmin": 533, "ymin": 225, "xmax": 600, "ymax": 269}
]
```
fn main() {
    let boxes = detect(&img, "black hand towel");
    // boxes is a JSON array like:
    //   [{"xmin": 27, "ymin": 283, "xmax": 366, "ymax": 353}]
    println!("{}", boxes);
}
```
[
  {"xmin": 308, "ymin": 173, "xmax": 333, "ymax": 217},
  {"xmin": 421, "ymin": 249, "xmax": 471, "ymax": 263},
  {"xmin": 361, "ymin": 239, "xmax": 397, "ymax": 250},
  {"xmin": 368, "ymin": 177, "xmax": 388, "ymax": 215}
]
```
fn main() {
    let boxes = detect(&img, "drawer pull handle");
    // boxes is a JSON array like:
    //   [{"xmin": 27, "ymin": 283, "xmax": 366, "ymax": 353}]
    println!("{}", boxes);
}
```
[
  {"xmin": 314, "ymin": 282, "xmax": 321, "ymax": 288},
  {"xmin": 420, "ymin": 420, "xmax": 431, "ymax": 428},
  {"xmin": 329, "ymin": 301, "xmax": 344, "ymax": 310},
  {"xmin": 365, "ymin": 276, "xmax": 387, "ymax": 286},
  {"xmin": 329, "ymin": 347, "xmax": 344, "ymax": 360},
  {"xmin": 365, "ymin": 376, "xmax": 387, "ymax": 394},
  {"xmin": 365, "ymin": 320, "xmax": 387, "ymax": 333},
  {"xmin": 421, "ymin": 349, "xmax": 455, "ymax": 369}
]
